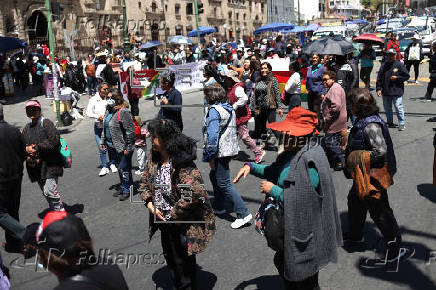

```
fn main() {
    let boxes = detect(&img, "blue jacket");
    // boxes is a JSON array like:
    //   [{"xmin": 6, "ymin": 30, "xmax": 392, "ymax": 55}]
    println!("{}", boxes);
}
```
[
  {"xmin": 202, "ymin": 102, "xmax": 233, "ymax": 162},
  {"xmin": 306, "ymin": 64, "xmax": 326, "ymax": 96},
  {"xmin": 376, "ymin": 60, "xmax": 409, "ymax": 97}
]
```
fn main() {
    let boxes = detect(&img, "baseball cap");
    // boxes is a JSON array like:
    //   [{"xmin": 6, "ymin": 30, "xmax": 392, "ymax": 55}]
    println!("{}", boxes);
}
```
[
  {"xmin": 25, "ymin": 211, "xmax": 91, "ymax": 257},
  {"xmin": 412, "ymin": 34, "xmax": 420, "ymax": 39},
  {"xmin": 25, "ymin": 100, "xmax": 41, "ymax": 108},
  {"xmin": 386, "ymin": 48, "xmax": 397, "ymax": 54}
]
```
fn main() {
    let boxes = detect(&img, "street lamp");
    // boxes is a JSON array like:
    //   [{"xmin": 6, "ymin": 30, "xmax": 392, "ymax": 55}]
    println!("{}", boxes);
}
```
[{"xmin": 122, "ymin": 0, "xmax": 130, "ymax": 52}]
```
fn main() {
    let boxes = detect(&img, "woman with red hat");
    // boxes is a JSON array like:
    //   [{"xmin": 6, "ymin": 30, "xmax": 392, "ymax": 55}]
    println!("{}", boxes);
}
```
[{"xmin": 234, "ymin": 107, "xmax": 342, "ymax": 289}]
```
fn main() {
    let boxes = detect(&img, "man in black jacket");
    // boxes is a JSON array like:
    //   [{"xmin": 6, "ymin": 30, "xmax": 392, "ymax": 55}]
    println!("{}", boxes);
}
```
[
  {"xmin": 0, "ymin": 104, "xmax": 27, "ymax": 253},
  {"xmin": 376, "ymin": 49, "xmax": 410, "ymax": 131},
  {"xmin": 425, "ymin": 41, "xmax": 436, "ymax": 103}
]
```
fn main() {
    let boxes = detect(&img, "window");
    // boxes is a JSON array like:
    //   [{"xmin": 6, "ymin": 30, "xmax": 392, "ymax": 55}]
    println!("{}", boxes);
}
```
[
  {"xmin": 176, "ymin": 25, "xmax": 183, "ymax": 35},
  {"xmin": 96, "ymin": 0, "xmax": 101, "ymax": 10},
  {"xmin": 175, "ymin": 4, "xmax": 180, "ymax": 14},
  {"xmin": 229, "ymin": 11, "xmax": 232, "ymax": 19},
  {"xmin": 151, "ymin": 2, "xmax": 157, "ymax": 13},
  {"xmin": 275, "ymin": 6, "xmax": 277, "ymax": 15},
  {"xmin": 186, "ymin": 3, "xmax": 193, "ymax": 15},
  {"xmin": 138, "ymin": 1, "xmax": 141, "ymax": 9},
  {"xmin": 165, "ymin": 4, "xmax": 167, "ymax": 11},
  {"xmin": 236, "ymin": 13, "xmax": 239, "ymax": 20},
  {"xmin": 261, "ymin": 3, "xmax": 264, "ymax": 13},
  {"xmin": 243, "ymin": 13, "xmax": 246, "ymax": 20}
]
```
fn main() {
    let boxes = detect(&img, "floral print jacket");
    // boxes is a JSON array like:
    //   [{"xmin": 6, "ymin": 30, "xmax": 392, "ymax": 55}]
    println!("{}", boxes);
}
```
[{"xmin": 139, "ymin": 151, "xmax": 216, "ymax": 256}]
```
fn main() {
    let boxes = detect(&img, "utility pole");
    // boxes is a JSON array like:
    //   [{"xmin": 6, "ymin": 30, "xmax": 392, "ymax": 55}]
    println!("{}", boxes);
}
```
[
  {"xmin": 233, "ymin": 0, "xmax": 237, "ymax": 42},
  {"xmin": 298, "ymin": 0, "xmax": 301, "ymax": 26},
  {"xmin": 44, "ymin": 0, "xmax": 61, "ymax": 124},
  {"xmin": 122, "ymin": 0, "xmax": 130, "ymax": 52},
  {"xmin": 193, "ymin": 0, "xmax": 201, "ymax": 44}
]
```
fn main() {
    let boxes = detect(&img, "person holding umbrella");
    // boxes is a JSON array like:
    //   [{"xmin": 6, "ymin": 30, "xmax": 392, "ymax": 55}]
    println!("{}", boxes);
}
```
[{"xmin": 359, "ymin": 43, "xmax": 377, "ymax": 89}]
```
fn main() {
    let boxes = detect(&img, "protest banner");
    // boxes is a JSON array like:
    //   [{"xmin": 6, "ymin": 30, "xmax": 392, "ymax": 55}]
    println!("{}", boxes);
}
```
[{"xmin": 119, "ymin": 61, "xmax": 207, "ymax": 99}]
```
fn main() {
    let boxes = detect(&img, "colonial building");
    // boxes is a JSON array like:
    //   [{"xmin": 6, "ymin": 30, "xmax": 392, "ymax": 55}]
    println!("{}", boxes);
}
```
[
  {"xmin": 128, "ymin": 0, "xmax": 268, "ymax": 42},
  {"xmin": 0, "ymin": 0, "xmax": 267, "ymax": 57},
  {"xmin": 0, "ymin": 0, "xmax": 124, "ymax": 56},
  {"xmin": 267, "ymin": 0, "xmax": 295, "ymax": 23}
]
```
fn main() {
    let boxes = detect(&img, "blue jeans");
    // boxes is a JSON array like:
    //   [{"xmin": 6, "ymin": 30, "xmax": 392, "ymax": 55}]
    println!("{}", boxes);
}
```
[
  {"xmin": 382, "ymin": 95, "xmax": 405, "ymax": 126},
  {"xmin": 114, "ymin": 150, "xmax": 133, "ymax": 195},
  {"xmin": 94, "ymin": 123, "xmax": 111, "ymax": 168},
  {"xmin": 209, "ymin": 157, "xmax": 250, "ymax": 219},
  {"xmin": 87, "ymin": 76, "xmax": 97, "ymax": 95},
  {"xmin": 321, "ymin": 132, "xmax": 345, "ymax": 166}
]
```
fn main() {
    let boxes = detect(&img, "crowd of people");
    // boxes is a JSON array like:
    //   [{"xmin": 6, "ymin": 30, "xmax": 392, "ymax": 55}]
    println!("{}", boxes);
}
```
[{"xmin": 1, "ymin": 30, "xmax": 436, "ymax": 289}]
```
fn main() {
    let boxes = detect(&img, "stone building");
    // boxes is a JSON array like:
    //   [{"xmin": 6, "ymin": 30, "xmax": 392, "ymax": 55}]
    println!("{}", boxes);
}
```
[
  {"xmin": 0, "ymin": 0, "xmax": 267, "ymax": 57},
  {"xmin": 128, "ymin": 0, "xmax": 268, "ymax": 43},
  {"xmin": 0, "ymin": 0, "xmax": 126, "ymax": 57}
]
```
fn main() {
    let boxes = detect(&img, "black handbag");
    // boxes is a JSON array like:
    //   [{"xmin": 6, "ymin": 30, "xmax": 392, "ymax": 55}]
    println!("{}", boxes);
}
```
[{"xmin": 263, "ymin": 201, "xmax": 284, "ymax": 252}]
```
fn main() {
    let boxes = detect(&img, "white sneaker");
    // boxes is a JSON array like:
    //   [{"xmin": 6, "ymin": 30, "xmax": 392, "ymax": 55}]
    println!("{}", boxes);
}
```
[
  {"xmin": 110, "ymin": 164, "xmax": 118, "ymax": 173},
  {"xmin": 134, "ymin": 170, "xmax": 143, "ymax": 176},
  {"xmin": 231, "ymin": 213, "xmax": 252, "ymax": 229},
  {"xmin": 99, "ymin": 167, "xmax": 109, "ymax": 176}
]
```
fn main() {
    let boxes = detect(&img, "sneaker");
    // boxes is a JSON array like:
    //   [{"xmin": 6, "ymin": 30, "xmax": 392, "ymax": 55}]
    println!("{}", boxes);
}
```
[
  {"xmin": 110, "ymin": 164, "xmax": 118, "ymax": 173},
  {"xmin": 360, "ymin": 247, "xmax": 415, "ymax": 269},
  {"xmin": 231, "ymin": 213, "xmax": 252, "ymax": 229},
  {"xmin": 134, "ymin": 170, "xmax": 143, "ymax": 176},
  {"xmin": 342, "ymin": 232, "xmax": 364, "ymax": 243},
  {"xmin": 213, "ymin": 208, "xmax": 226, "ymax": 215},
  {"xmin": 415, "ymin": 80, "xmax": 419, "ymax": 84},
  {"xmin": 387, "ymin": 123, "xmax": 398, "ymax": 128},
  {"xmin": 119, "ymin": 193, "xmax": 130, "ymax": 201},
  {"xmin": 255, "ymin": 150, "xmax": 266, "ymax": 164},
  {"xmin": 427, "ymin": 116, "xmax": 436, "ymax": 122},
  {"xmin": 398, "ymin": 125, "xmax": 405, "ymax": 131},
  {"xmin": 99, "ymin": 167, "xmax": 109, "ymax": 176}
]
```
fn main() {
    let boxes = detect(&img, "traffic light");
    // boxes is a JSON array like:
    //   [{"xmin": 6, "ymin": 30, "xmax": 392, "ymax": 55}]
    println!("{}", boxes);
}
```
[{"xmin": 198, "ymin": 2, "xmax": 204, "ymax": 14}]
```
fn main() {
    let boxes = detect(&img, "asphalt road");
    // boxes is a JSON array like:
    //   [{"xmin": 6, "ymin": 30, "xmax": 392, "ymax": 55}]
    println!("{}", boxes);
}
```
[{"xmin": 1, "ymin": 62, "xmax": 436, "ymax": 290}]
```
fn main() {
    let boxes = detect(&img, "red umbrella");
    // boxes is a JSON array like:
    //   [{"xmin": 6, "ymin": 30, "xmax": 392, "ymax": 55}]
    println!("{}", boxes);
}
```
[{"xmin": 353, "ymin": 34, "xmax": 384, "ymax": 45}]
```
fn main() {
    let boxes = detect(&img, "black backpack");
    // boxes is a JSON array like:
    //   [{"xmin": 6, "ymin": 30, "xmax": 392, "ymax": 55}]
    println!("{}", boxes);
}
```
[{"xmin": 263, "ymin": 201, "xmax": 284, "ymax": 252}]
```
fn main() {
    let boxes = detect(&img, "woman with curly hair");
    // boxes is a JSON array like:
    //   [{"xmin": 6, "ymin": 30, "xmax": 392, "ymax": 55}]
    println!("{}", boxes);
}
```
[{"xmin": 140, "ymin": 118, "xmax": 215, "ymax": 290}]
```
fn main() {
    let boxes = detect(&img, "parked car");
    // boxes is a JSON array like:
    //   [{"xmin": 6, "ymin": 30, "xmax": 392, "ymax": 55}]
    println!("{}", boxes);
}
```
[
  {"xmin": 406, "ymin": 16, "xmax": 436, "ymax": 55},
  {"xmin": 312, "ymin": 26, "xmax": 355, "ymax": 40}
]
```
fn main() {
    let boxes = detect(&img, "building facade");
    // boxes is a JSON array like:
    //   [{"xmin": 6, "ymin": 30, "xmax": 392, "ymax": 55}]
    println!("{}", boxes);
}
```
[
  {"xmin": 267, "ymin": 0, "xmax": 295, "ymax": 23},
  {"xmin": 0, "ymin": 0, "xmax": 124, "ymax": 56},
  {"xmin": 0, "ymin": 0, "xmax": 268, "ymax": 57},
  {"xmin": 127, "ymin": 0, "xmax": 268, "ymax": 43}
]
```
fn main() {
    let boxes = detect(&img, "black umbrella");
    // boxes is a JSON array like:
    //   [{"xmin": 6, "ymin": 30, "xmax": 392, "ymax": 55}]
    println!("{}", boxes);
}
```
[{"xmin": 304, "ymin": 36, "xmax": 354, "ymax": 55}]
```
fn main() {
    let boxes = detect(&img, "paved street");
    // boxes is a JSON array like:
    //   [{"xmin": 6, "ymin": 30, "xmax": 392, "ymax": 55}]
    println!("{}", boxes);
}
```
[{"xmin": 1, "ymin": 62, "xmax": 436, "ymax": 290}]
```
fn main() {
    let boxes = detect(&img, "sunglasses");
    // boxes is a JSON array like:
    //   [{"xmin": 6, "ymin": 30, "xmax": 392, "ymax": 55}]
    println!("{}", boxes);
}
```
[
  {"xmin": 322, "ymin": 78, "xmax": 330, "ymax": 82},
  {"xmin": 101, "ymin": 88, "xmax": 109, "ymax": 91}
]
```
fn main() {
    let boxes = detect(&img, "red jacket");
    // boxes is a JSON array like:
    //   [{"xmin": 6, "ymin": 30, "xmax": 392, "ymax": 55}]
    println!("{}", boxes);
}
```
[
  {"xmin": 227, "ymin": 83, "xmax": 251, "ymax": 126},
  {"xmin": 387, "ymin": 39, "xmax": 402, "ymax": 60}
]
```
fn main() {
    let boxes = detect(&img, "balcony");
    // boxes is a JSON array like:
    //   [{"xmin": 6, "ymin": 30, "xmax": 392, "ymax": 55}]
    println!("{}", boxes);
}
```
[
  {"xmin": 208, "ymin": 14, "xmax": 225, "ymax": 24},
  {"xmin": 145, "ymin": 11, "xmax": 165, "ymax": 21}
]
